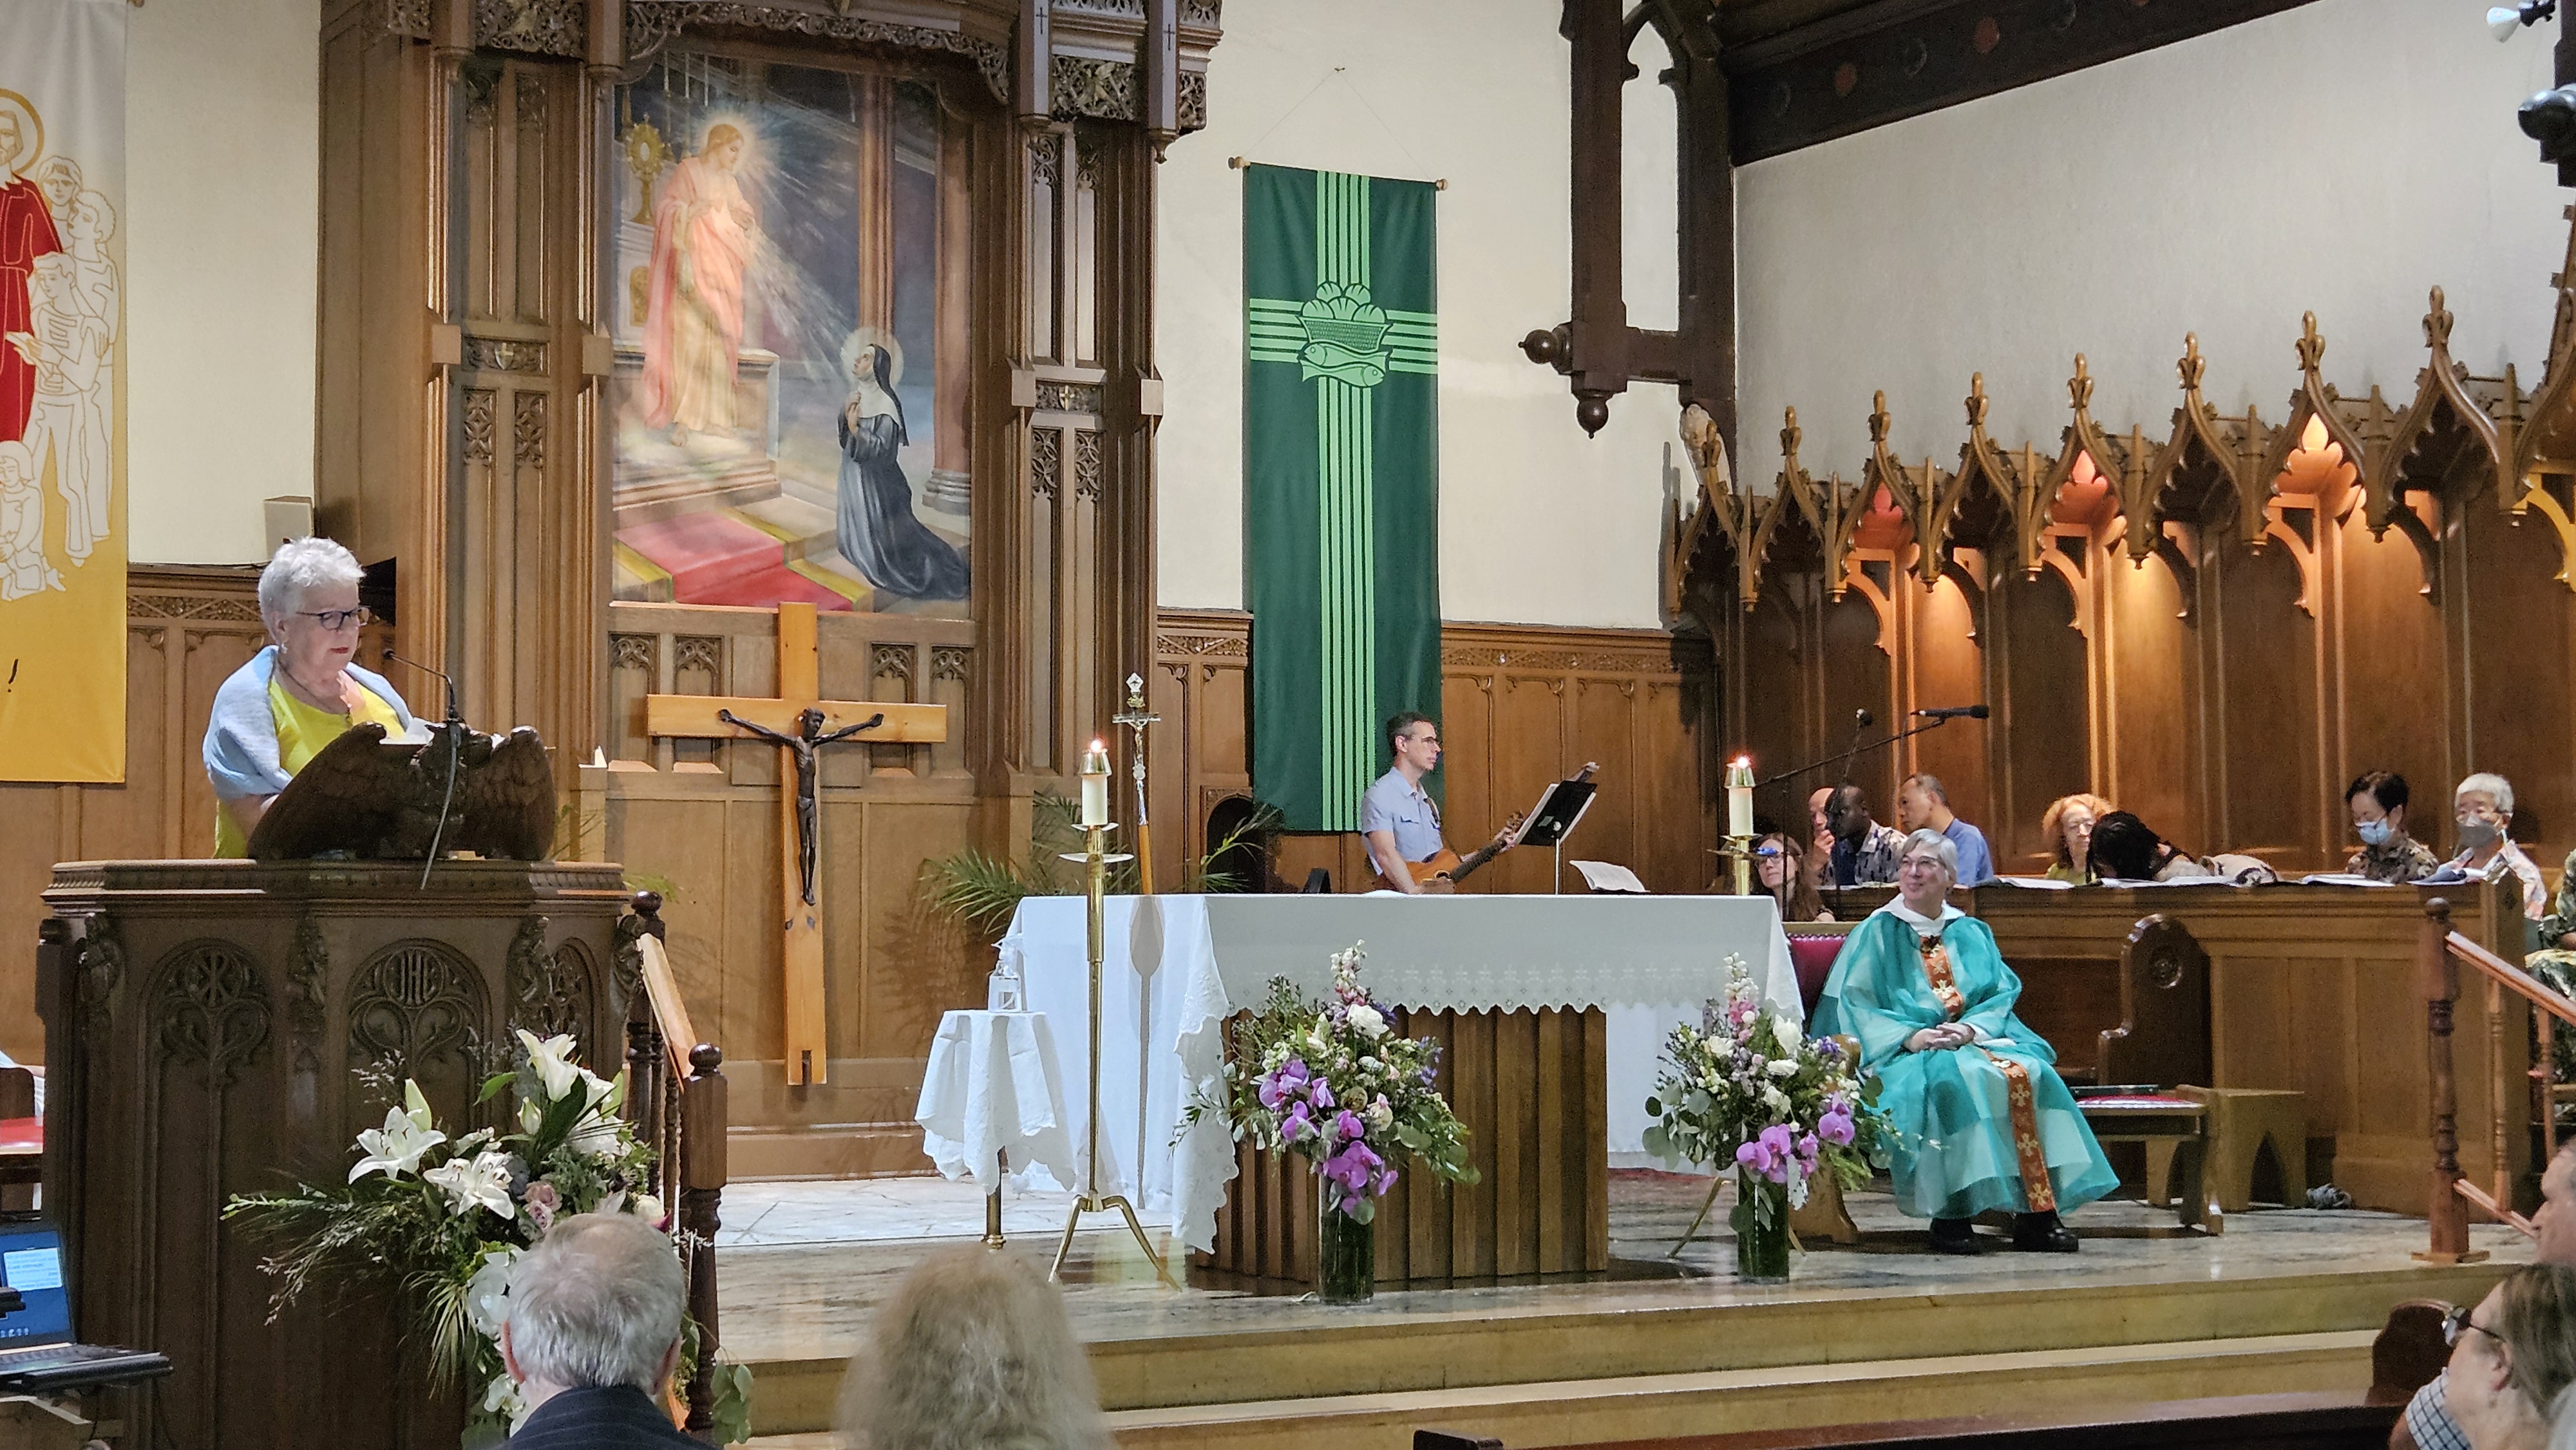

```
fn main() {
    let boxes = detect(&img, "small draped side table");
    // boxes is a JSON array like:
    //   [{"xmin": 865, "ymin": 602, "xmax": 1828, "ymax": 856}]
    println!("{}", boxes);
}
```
[{"xmin": 914, "ymin": 1010, "xmax": 1077, "ymax": 1245}]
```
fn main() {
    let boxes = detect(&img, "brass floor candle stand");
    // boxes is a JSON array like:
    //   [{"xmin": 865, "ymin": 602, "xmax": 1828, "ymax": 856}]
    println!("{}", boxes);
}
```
[{"xmin": 1046, "ymin": 811, "xmax": 1176, "ymax": 1287}]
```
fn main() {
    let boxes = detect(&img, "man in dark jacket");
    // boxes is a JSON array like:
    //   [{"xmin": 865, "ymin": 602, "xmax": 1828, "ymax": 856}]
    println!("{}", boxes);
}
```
[{"xmin": 502, "ymin": 1213, "xmax": 703, "ymax": 1449}]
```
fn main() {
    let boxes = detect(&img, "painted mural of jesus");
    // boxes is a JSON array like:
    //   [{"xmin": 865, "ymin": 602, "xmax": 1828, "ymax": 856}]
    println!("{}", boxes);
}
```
[{"xmin": 637, "ymin": 122, "xmax": 757, "ymax": 445}]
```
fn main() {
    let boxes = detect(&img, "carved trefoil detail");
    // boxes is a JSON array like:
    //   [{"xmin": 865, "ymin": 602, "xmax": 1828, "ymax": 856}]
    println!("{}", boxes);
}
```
[
  {"xmin": 348, "ymin": 941, "xmax": 486, "ymax": 1076},
  {"xmin": 463, "ymin": 389, "xmax": 497, "ymax": 466},
  {"xmin": 1032, "ymin": 428, "xmax": 1061, "ymax": 498},
  {"xmin": 612, "ymin": 634, "xmax": 658, "ymax": 672},
  {"xmin": 289, "ymin": 915, "xmax": 329, "ymax": 1073},
  {"xmin": 872, "ymin": 644, "xmax": 914, "ymax": 684},
  {"xmin": 155, "ymin": 941, "xmax": 274, "ymax": 1089},
  {"xmin": 673, "ymin": 636, "xmax": 723, "ymax": 677},
  {"xmin": 513, "ymin": 391, "xmax": 548, "ymax": 470},
  {"xmin": 1075, "ymin": 429, "xmax": 1104, "ymax": 500},
  {"xmin": 931, "ymin": 646, "xmax": 971, "ymax": 683}
]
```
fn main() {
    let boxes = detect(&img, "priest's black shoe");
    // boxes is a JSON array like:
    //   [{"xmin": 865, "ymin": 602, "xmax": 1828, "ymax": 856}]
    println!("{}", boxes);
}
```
[
  {"xmin": 2012, "ymin": 1211, "xmax": 2079, "ymax": 1252},
  {"xmin": 1928, "ymin": 1217, "xmax": 1982, "ymax": 1255}
]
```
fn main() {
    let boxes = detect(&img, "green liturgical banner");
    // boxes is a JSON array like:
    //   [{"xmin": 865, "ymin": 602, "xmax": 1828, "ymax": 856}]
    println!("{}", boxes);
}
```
[{"xmin": 1243, "ymin": 164, "xmax": 1441, "ymax": 832}]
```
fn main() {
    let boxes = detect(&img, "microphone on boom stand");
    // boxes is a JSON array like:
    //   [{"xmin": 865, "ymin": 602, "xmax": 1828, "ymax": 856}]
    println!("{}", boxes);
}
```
[
  {"xmin": 1912, "ymin": 704, "xmax": 1991, "ymax": 720},
  {"xmin": 383, "ymin": 647, "xmax": 466, "ymax": 887}
]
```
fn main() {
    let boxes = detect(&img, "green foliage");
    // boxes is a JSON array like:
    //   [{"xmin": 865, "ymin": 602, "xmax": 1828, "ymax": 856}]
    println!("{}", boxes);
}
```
[{"xmin": 919, "ymin": 791, "xmax": 1280, "ymax": 937}]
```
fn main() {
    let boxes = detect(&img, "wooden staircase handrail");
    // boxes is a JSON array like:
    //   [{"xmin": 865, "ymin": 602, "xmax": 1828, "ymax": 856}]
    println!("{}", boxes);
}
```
[
  {"xmin": 2445, "ymin": 928, "xmax": 2576, "ymax": 1030},
  {"xmin": 637, "ymin": 932, "xmax": 699, "ymax": 1082}
]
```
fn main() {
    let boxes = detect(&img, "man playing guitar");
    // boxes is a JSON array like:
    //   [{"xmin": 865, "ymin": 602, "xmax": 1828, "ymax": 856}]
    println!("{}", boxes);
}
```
[{"xmin": 1361, "ymin": 712, "xmax": 1518, "ymax": 893}]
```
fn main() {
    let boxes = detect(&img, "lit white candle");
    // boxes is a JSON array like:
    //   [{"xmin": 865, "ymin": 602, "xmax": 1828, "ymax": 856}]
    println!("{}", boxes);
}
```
[
  {"xmin": 1726, "ymin": 756, "xmax": 1754, "ymax": 838},
  {"xmin": 1080, "ymin": 739, "xmax": 1111, "ymax": 827}
]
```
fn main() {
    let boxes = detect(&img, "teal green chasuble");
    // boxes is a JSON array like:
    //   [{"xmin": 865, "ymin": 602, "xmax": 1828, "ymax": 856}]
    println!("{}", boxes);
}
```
[{"xmin": 1815, "ymin": 907, "xmax": 2119, "ymax": 1221}]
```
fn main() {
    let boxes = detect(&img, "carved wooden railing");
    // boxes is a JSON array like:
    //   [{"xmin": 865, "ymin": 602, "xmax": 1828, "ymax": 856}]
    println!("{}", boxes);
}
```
[
  {"xmin": 2420, "ymin": 897, "xmax": 2573, "ymax": 1260},
  {"xmin": 614, "ymin": 892, "xmax": 729, "ymax": 1437}
]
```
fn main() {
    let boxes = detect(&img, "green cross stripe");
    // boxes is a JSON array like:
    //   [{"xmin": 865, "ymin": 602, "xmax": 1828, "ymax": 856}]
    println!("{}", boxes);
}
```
[{"xmin": 1242, "ymin": 162, "xmax": 1440, "ymax": 833}]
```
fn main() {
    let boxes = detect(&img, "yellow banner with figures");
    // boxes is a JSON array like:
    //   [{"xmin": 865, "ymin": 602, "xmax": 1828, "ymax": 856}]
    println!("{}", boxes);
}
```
[{"xmin": 0, "ymin": 0, "xmax": 125, "ymax": 782}]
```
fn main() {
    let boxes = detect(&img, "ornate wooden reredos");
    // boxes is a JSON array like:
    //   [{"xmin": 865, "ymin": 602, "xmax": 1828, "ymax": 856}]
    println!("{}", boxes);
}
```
[{"xmin": 316, "ymin": 0, "xmax": 1222, "ymax": 784}]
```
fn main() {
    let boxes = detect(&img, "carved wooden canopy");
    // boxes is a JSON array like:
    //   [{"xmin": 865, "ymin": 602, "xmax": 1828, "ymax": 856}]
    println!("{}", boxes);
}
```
[
  {"xmin": 1672, "ymin": 214, "xmax": 2576, "ymax": 622},
  {"xmin": 381, "ymin": 0, "xmax": 1218, "ymax": 140}
]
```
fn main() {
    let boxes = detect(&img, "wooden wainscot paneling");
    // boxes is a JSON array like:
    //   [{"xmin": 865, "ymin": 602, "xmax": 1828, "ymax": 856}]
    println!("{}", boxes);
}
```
[
  {"xmin": 0, "ymin": 566, "xmax": 269, "ymax": 1068},
  {"xmin": 1153, "ymin": 610, "xmax": 1719, "ymax": 898}
]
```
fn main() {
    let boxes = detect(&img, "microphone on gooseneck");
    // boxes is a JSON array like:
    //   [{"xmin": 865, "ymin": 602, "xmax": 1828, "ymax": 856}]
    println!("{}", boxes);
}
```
[
  {"xmin": 1911, "ymin": 704, "xmax": 1991, "ymax": 720},
  {"xmin": 381, "ymin": 647, "xmax": 461, "ymax": 725}
]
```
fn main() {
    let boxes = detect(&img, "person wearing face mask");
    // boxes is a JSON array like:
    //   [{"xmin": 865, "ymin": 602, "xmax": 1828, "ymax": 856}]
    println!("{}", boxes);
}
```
[
  {"xmin": 2440, "ymin": 773, "xmax": 2549, "ymax": 926},
  {"xmin": 2345, "ymin": 771, "xmax": 2439, "ymax": 885}
]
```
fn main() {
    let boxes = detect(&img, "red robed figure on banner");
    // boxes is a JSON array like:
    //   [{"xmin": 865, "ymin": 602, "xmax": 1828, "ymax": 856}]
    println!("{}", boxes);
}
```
[{"xmin": 0, "ymin": 101, "xmax": 64, "ymax": 447}]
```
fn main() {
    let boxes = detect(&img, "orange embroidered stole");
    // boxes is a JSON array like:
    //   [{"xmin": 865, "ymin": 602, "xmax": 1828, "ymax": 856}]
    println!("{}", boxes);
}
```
[{"xmin": 1916, "ymin": 930, "xmax": 2056, "ymax": 1212}]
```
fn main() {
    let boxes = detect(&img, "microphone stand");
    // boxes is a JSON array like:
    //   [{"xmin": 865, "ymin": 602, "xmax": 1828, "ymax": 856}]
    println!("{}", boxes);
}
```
[{"xmin": 1758, "ymin": 716, "xmax": 1956, "ymax": 916}]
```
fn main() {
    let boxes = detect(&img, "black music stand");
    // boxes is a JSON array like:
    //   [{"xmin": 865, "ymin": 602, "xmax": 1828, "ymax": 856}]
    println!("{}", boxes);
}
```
[{"xmin": 1515, "ymin": 773, "xmax": 1599, "ymax": 895}]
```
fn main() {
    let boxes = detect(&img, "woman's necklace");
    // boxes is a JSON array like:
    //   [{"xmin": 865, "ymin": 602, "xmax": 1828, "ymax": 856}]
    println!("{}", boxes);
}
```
[{"xmin": 280, "ymin": 660, "xmax": 347, "ymax": 715}]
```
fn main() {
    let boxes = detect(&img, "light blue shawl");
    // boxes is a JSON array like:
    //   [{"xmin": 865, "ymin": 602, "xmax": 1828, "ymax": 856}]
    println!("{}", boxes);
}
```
[{"xmin": 202, "ymin": 645, "xmax": 423, "ymax": 802}]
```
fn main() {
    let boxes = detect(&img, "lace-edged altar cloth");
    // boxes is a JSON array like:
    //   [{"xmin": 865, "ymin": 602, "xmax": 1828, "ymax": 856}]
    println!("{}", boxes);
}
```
[{"xmin": 1006, "ymin": 893, "xmax": 1799, "ymax": 1256}]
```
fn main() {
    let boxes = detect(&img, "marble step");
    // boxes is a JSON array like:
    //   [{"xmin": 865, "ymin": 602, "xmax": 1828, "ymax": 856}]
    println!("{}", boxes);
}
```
[
  {"xmin": 746, "ymin": 1330, "xmax": 2380, "ymax": 1450},
  {"xmin": 726, "ymin": 1256, "xmax": 2501, "ymax": 1438}
]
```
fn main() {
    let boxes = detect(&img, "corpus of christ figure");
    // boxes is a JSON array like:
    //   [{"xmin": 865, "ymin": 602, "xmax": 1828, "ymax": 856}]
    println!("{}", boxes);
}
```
[{"xmin": 716, "ymin": 706, "xmax": 883, "ymax": 904}]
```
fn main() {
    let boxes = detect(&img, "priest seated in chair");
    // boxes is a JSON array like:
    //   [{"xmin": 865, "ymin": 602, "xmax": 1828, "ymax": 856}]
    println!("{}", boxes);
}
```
[{"xmin": 1813, "ymin": 829, "xmax": 2117, "ymax": 1255}]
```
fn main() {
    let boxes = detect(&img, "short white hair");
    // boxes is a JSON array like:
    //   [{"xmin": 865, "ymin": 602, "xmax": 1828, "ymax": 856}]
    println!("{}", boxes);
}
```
[
  {"xmin": 1899, "ymin": 827, "xmax": 1959, "ymax": 880},
  {"xmin": 506, "ymin": 1213, "xmax": 686, "ymax": 1394},
  {"xmin": 2458, "ymin": 772, "xmax": 2516, "ymax": 819},
  {"xmin": 257, "ymin": 536, "xmax": 365, "ymax": 629}
]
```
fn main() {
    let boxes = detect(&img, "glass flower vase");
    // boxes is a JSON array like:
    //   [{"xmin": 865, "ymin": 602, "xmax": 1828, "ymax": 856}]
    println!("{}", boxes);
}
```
[
  {"xmin": 1734, "ymin": 1167, "xmax": 1792, "ymax": 1283},
  {"xmin": 1315, "ymin": 1198, "xmax": 1376, "ymax": 1304}
]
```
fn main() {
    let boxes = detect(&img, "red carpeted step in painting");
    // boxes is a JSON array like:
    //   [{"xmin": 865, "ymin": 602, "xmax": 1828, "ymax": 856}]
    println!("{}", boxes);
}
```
[{"xmin": 618, "ymin": 511, "xmax": 856, "ymax": 610}]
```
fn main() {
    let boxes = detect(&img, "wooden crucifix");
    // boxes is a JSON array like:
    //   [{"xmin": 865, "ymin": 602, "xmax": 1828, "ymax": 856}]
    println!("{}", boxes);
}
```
[{"xmin": 643, "ymin": 603, "xmax": 948, "ymax": 1086}]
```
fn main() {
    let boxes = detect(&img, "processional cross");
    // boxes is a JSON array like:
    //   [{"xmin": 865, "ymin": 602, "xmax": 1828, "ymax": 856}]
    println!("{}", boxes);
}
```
[{"xmin": 644, "ymin": 603, "xmax": 947, "ymax": 1086}]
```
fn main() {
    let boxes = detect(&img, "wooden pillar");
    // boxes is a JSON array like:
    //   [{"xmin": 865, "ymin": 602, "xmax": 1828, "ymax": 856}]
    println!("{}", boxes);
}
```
[{"xmin": 2419, "ymin": 896, "xmax": 2476, "ymax": 1263}]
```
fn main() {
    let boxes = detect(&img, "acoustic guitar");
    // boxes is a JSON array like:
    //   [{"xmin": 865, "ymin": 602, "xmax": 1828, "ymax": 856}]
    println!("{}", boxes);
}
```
[{"xmin": 1406, "ymin": 762, "xmax": 1598, "ymax": 888}]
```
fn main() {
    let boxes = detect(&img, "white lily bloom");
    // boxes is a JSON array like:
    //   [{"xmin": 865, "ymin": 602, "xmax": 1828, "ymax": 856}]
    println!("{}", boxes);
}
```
[
  {"xmin": 1761, "ymin": 1085, "xmax": 1792, "ymax": 1116},
  {"xmin": 1771, "ymin": 1015, "xmax": 1802, "ymax": 1059},
  {"xmin": 516, "ymin": 1030, "xmax": 582, "ymax": 1100},
  {"xmin": 1766, "ymin": 1058, "xmax": 1799, "ymax": 1078},
  {"xmin": 518, "ymin": 1099, "xmax": 544, "ymax": 1133},
  {"xmin": 633, "ymin": 1192, "xmax": 665, "ymax": 1225},
  {"xmin": 425, "ymin": 1149, "xmax": 517, "ymax": 1218},
  {"xmin": 1347, "ymin": 1004, "xmax": 1389, "ymax": 1040},
  {"xmin": 464, "ymin": 1247, "xmax": 520, "ymax": 1337},
  {"xmin": 349, "ymin": 1106, "xmax": 445, "ymax": 1183},
  {"xmin": 565, "ymin": 1110, "xmax": 623, "ymax": 1159},
  {"xmin": 402, "ymin": 1078, "xmax": 437, "ymax": 1133}
]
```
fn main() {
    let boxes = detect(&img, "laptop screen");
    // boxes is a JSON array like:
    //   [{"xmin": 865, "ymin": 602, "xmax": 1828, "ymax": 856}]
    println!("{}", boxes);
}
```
[{"xmin": 0, "ymin": 1221, "xmax": 72, "ymax": 1350}]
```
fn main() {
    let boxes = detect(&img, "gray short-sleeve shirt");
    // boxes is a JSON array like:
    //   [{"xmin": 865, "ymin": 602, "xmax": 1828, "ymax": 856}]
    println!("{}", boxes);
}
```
[{"xmin": 1360, "ymin": 768, "xmax": 1444, "ymax": 874}]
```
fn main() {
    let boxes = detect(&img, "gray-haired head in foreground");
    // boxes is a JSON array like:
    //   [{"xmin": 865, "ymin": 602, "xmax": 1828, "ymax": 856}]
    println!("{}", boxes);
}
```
[
  {"xmin": 2457, "ymin": 771, "xmax": 2517, "ymax": 820},
  {"xmin": 257, "ymin": 537, "xmax": 365, "ymax": 632},
  {"xmin": 837, "ymin": 1246, "xmax": 1110, "ymax": 1450},
  {"xmin": 1899, "ymin": 827, "xmax": 1959, "ymax": 882},
  {"xmin": 506, "ymin": 1213, "xmax": 686, "ymax": 1395}
]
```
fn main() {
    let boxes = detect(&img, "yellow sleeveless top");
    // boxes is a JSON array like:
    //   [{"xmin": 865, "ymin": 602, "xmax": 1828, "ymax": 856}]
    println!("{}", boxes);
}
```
[{"xmin": 211, "ymin": 675, "xmax": 405, "ymax": 858}]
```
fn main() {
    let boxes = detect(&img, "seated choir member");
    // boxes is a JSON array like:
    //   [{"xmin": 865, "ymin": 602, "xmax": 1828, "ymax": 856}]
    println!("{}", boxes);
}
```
[
  {"xmin": 203, "ymin": 538, "xmax": 425, "ymax": 858},
  {"xmin": 2085, "ymin": 812, "xmax": 2278, "ymax": 886},
  {"xmin": 2443, "ymin": 773, "xmax": 2549, "ymax": 925},
  {"xmin": 2418, "ymin": 1265, "xmax": 2576, "ymax": 1450},
  {"xmin": 2038, "ymin": 793, "xmax": 2114, "ymax": 884},
  {"xmin": 2518, "ymin": 836, "xmax": 2576, "ymax": 1034},
  {"xmin": 1813, "ymin": 830, "xmax": 2117, "ymax": 1254},
  {"xmin": 837, "ymin": 1245, "xmax": 1111, "ymax": 1450},
  {"xmin": 1748, "ymin": 831, "xmax": 1829, "ymax": 922},
  {"xmin": 1824, "ymin": 782, "xmax": 1907, "ymax": 887},
  {"xmin": 2345, "ymin": 770, "xmax": 2439, "ymax": 883},
  {"xmin": 1897, "ymin": 773, "xmax": 1995, "ymax": 885}
]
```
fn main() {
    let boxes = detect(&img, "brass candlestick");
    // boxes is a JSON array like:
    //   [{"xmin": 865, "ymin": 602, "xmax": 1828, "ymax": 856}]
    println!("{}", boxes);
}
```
[{"xmin": 1048, "ymin": 743, "xmax": 1173, "ymax": 1287}]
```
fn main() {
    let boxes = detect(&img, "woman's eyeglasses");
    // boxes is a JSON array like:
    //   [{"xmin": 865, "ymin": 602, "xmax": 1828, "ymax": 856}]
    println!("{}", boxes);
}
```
[
  {"xmin": 2444, "ymin": 1304, "xmax": 2505, "ymax": 1350},
  {"xmin": 297, "ymin": 607, "xmax": 375, "ymax": 632}
]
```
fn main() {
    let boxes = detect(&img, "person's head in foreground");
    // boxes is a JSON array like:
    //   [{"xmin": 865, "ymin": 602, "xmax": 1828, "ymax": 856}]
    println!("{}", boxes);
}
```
[
  {"xmin": 837, "ymin": 1247, "xmax": 1109, "ymax": 1450},
  {"xmin": 502, "ymin": 1212, "xmax": 687, "ymax": 1421},
  {"xmin": 2447, "ymin": 1264, "xmax": 2576, "ymax": 1450}
]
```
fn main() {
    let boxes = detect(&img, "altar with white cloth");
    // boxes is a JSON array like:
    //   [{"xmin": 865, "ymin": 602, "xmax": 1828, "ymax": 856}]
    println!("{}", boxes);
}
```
[{"xmin": 1004, "ymin": 892, "xmax": 1797, "ymax": 1278}]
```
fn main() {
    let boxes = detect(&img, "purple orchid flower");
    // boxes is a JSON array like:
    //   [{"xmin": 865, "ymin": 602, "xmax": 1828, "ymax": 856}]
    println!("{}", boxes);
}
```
[
  {"xmin": 1734, "ymin": 1122, "xmax": 1801, "ymax": 1183},
  {"xmin": 1320, "ymin": 1139, "xmax": 1387, "ymax": 1203},
  {"xmin": 1281, "ymin": 1100, "xmax": 1316, "ymax": 1143},
  {"xmin": 1309, "ymin": 1078, "xmax": 1335, "ymax": 1113},
  {"xmin": 1817, "ymin": 1104, "xmax": 1855, "ymax": 1146},
  {"xmin": 1259, "ymin": 1057, "xmax": 1311, "ymax": 1111}
]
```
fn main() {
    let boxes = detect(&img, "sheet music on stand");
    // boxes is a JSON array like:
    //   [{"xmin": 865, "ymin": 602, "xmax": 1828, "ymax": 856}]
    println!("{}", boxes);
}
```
[{"xmin": 1513, "ymin": 771, "xmax": 1598, "ymax": 894}]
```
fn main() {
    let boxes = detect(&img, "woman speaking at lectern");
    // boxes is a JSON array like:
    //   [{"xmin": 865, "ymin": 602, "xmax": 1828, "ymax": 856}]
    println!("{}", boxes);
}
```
[{"xmin": 202, "ymin": 537, "xmax": 424, "ymax": 857}]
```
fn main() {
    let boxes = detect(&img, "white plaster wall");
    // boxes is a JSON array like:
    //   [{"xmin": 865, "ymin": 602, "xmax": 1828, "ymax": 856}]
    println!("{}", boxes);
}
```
[
  {"xmin": 1738, "ymin": 0, "xmax": 2568, "ymax": 486},
  {"xmin": 1157, "ymin": 0, "xmax": 1682, "ymax": 629},
  {"xmin": 124, "ymin": 0, "xmax": 317, "ymax": 565}
]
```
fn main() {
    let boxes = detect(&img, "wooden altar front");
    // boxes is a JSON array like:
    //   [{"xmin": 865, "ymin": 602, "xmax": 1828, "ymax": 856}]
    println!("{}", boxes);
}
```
[
  {"xmin": 37, "ymin": 859, "xmax": 633, "ymax": 1450},
  {"xmin": 1196, "ymin": 1006, "xmax": 1611, "ymax": 1286}
]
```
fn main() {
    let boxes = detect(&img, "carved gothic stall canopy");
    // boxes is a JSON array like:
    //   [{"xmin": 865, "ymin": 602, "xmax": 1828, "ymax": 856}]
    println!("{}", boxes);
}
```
[{"xmin": 1671, "ymin": 251, "xmax": 2576, "ymax": 626}]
